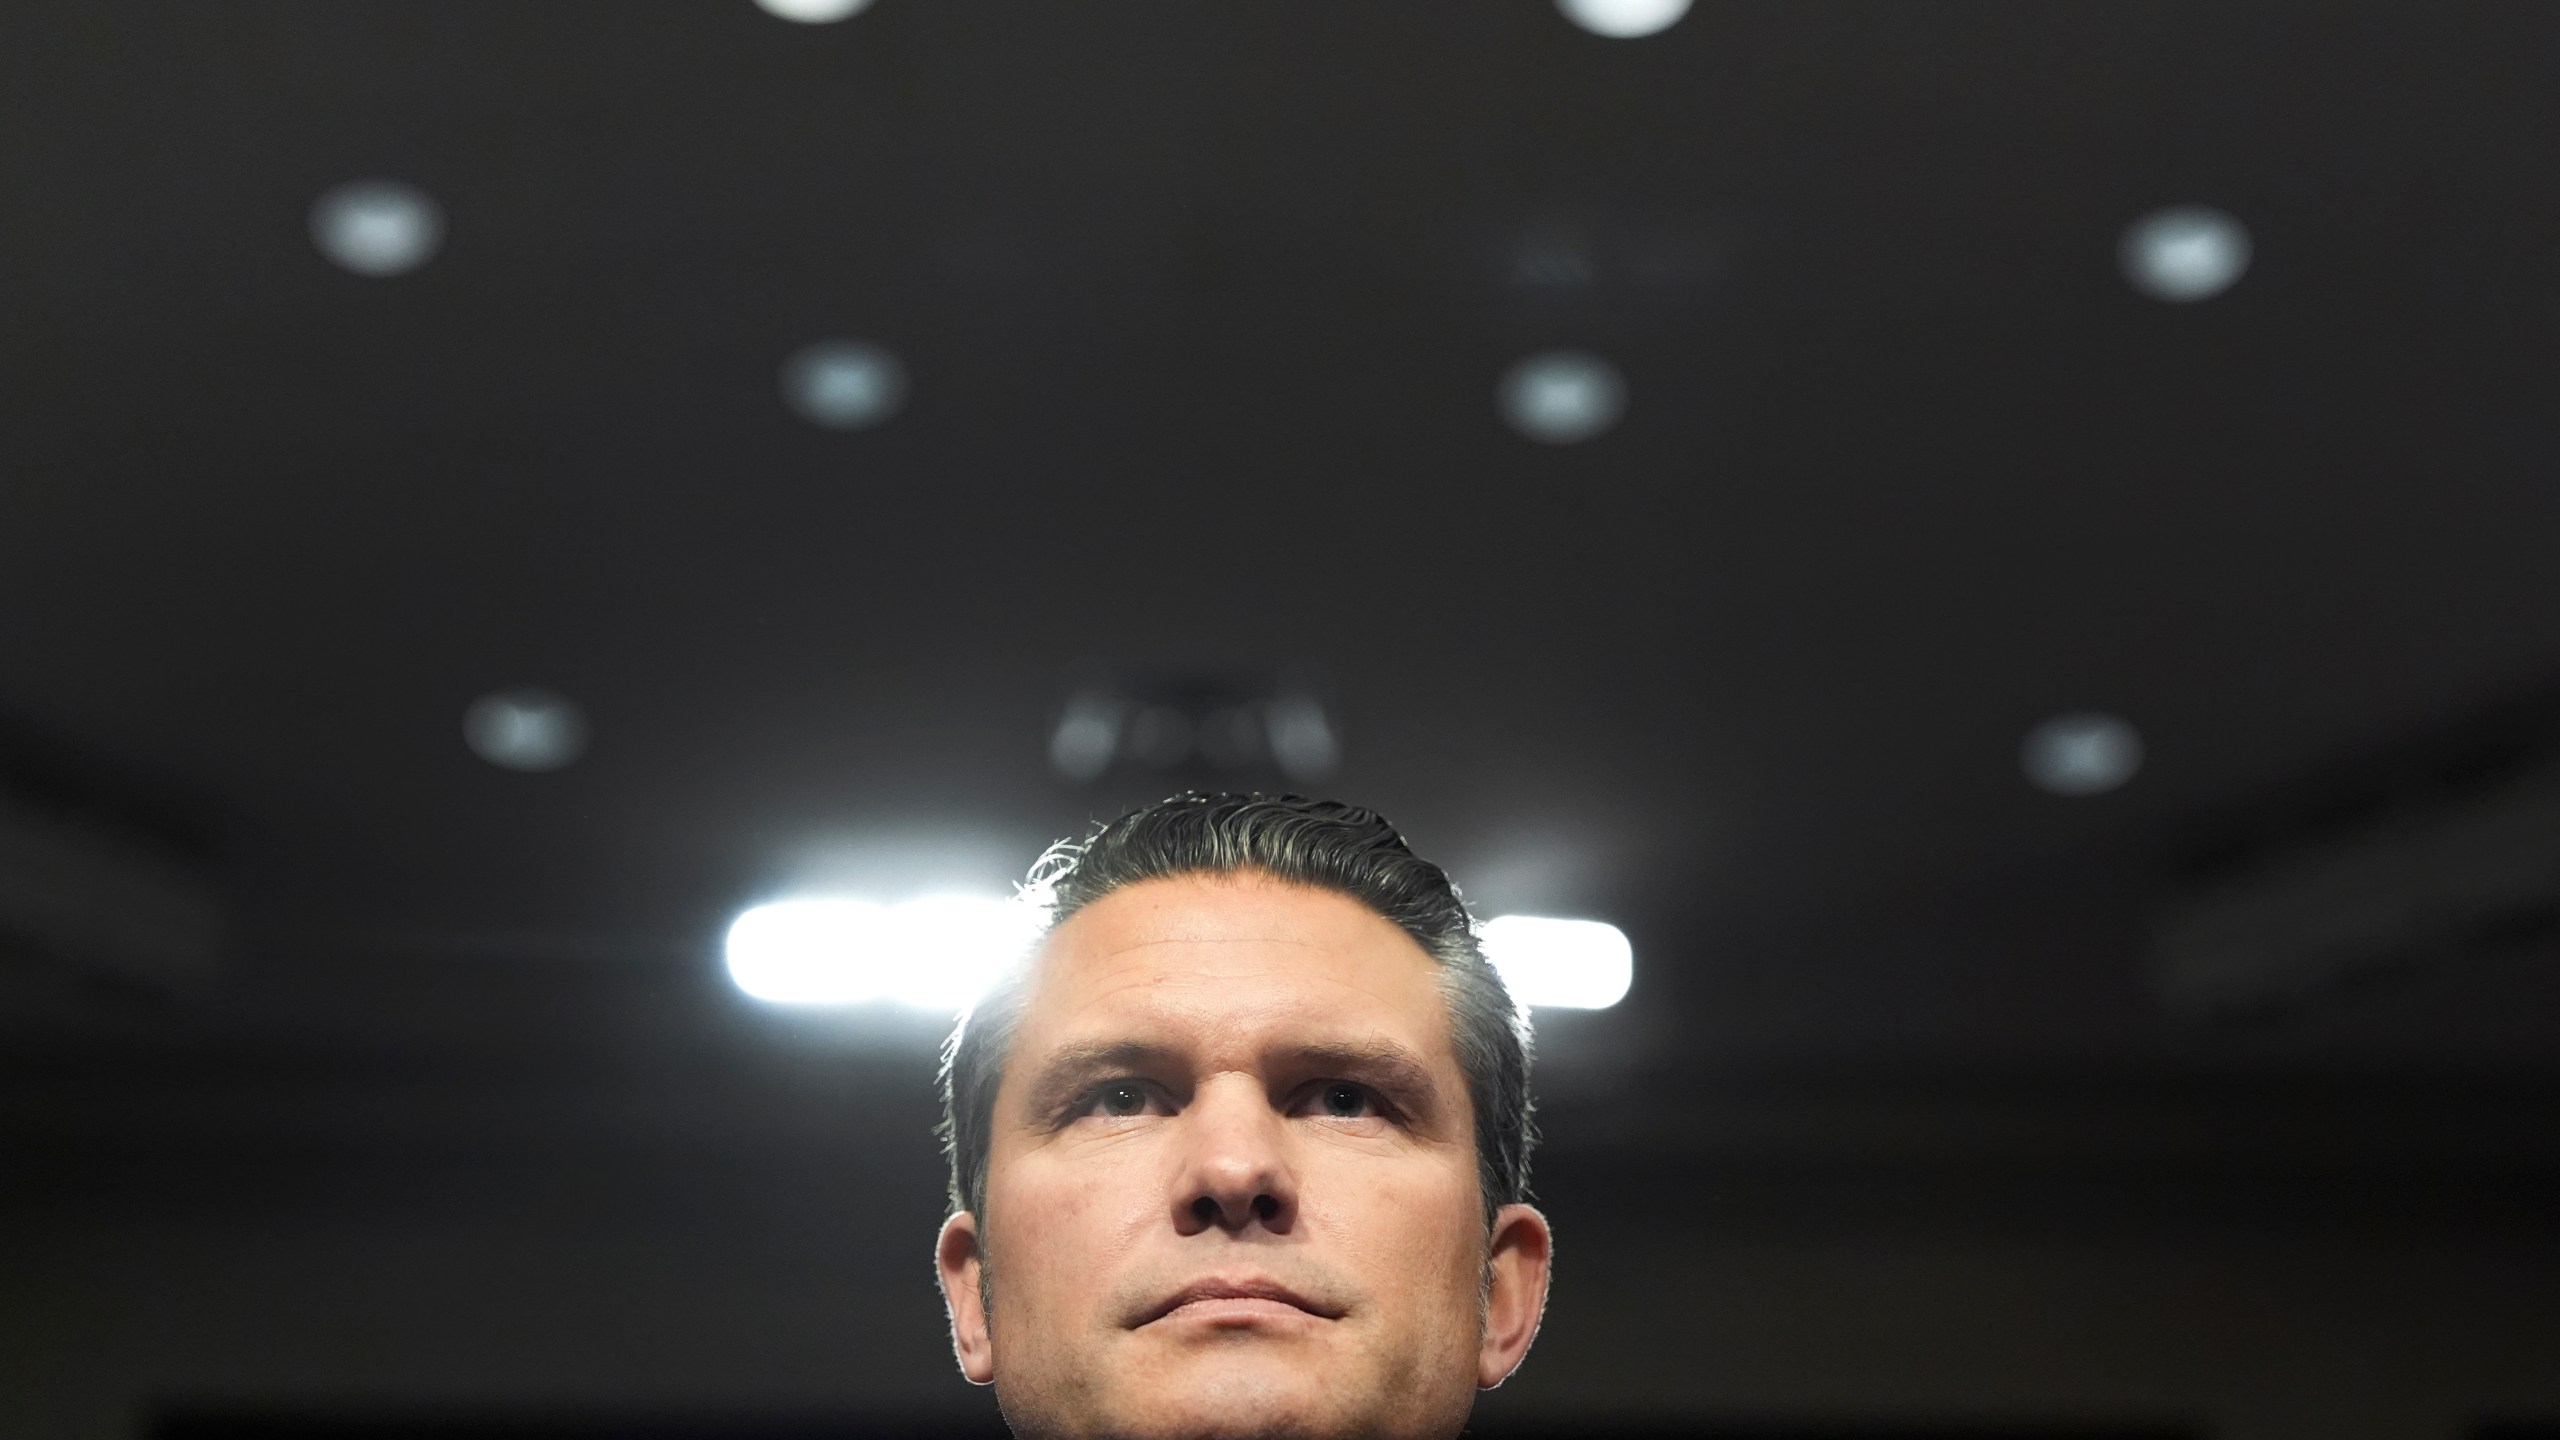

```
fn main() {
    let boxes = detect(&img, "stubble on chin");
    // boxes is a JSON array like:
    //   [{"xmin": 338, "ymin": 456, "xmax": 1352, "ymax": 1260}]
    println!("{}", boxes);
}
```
[
  {"xmin": 997, "ymin": 1338, "xmax": 1467, "ymax": 1440},
  {"xmin": 999, "ymin": 1397, "xmax": 1375, "ymax": 1440}
]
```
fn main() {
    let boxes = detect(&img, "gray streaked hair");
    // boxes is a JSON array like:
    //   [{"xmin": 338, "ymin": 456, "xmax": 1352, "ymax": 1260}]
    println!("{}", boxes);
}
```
[{"xmin": 940, "ymin": 792, "xmax": 1537, "ymax": 1228}]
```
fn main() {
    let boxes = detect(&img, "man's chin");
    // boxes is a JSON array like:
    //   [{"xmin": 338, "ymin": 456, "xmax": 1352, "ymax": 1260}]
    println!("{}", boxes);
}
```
[
  {"xmin": 993, "ymin": 1324, "xmax": 1468, "ymax": 1440},
  {"xmin": 1066, "ymin": 1351, "xmax": 1368, "ymax": 1440},
  {"xmin": 1082, "ymin": 1396, "xmax": 1342, "ymax": 1440}
]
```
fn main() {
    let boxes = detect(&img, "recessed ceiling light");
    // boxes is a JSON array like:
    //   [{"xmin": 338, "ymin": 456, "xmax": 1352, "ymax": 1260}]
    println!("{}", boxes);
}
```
[
  {"xmin": 1480, "ymin": 915, "xmax": 1633, "ymax": 1009},
  {"xmin": 1265, "ymin": 694, "xmax": 1341, "ymax": 781},
  {"xmin": 1499, "ymin": 350, "xmax": 1628, "ymax": 444},
  {"xmin": 1556, "ymin": 0, "xmax": 1692, "ymax": 39},
  {"xmin": 1048, "ymin": 691, "xmax": 1126, "ymax": 782},
  {"xmin": 309, "ymin": 179, "xmax": 445, "ymax": 278},
  {"xmin": 2119, "ymin": 205, "xmax": 2251, "ymax": 303},
  {"xmin": 781, "ymin": 339, "xmax": 909, "ymax": 430},
  {"xmin": 753, "ymin": 0, "xmax": 877, "ymax": 22},
  {"xmin": 2021, "ymin": 712, "xmax": 2144, "ymax": 796},
  {"xmin": 462, "ymin": 687, "xmax": 589, "ymax": 772}
]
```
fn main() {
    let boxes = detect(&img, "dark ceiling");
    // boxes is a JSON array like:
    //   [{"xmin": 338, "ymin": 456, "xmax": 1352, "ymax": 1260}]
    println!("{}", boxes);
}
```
[{"xmin": 6, "ymin": 0, "xmax": 2560, "ymax": 1169}]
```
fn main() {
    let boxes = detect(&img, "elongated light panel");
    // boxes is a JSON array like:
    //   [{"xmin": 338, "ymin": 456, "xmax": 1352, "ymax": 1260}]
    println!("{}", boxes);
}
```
[
  {"xmin": 1480, "ymin": 915, "xmax": 1633, "ymax": 1009},
  {"xmin": 725, "ymin": 896, "xmax": 1039, "ymax": 1010},
  {"xmin": 729, "ymin": 898, "xmax": 1629, "ymax": 1013}
]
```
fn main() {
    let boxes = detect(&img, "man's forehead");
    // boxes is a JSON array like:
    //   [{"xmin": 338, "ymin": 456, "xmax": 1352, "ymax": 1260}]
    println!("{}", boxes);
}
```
[
  {"xmin": 1048, "ymin": 871, "xmax": 1408, "ymax": 952},
  {"xmin": 1012, "ymin": 873, "xmax": 1454, "ymax": 1053}
]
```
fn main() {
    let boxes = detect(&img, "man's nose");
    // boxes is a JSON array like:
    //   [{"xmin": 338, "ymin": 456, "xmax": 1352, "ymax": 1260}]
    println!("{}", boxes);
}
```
[{"xmin": 1174, "ymin": 1075, "xmax": 1298, "ymax": 1235}]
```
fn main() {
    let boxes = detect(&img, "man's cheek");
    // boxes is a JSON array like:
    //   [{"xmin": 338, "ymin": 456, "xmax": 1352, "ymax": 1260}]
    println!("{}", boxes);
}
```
[
  {"xmin": 1053, "ymin": 1161, "xmax": 1152, "ymax": 1268},
  {"xmin": 1004, "ymin": 1162, "xmax": 1148, "ymax": 1312}
]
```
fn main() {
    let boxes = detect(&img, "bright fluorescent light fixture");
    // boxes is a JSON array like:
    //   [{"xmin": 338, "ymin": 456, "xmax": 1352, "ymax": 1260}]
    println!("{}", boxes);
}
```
[
  {"xmin": 726, "ymin": 895, "xmax": 1041, "ymax": 1010},
  {"xmin": 1480, "ymin": 915, "xmax": 1633, "ymax": 1010},
  {"xmin": 728, "ymin": 897, "xmax": 1629, "ymax": 1013}
]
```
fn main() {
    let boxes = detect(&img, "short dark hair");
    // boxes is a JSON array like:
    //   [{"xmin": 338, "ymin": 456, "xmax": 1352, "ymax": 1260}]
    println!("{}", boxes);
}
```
[{"xmin": 940, "ymin": 792, "xmax": 1537, "ymax": 1229}]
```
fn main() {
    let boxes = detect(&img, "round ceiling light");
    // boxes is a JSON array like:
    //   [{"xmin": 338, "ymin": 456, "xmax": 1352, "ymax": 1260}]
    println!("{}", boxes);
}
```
[
  {"xmin": 2119, "ymin": 205, "xmax": 2251, "ymax": 303},
  {"xmin": 1557, "ymin": 0, "xmax": 1692, "ymax": 39},
  {"xmin": 309, "ymin": 179, "xmax": 445, "ymax": 278},
  {"xmin": 463, "ymin": 687, "xmax": 590, "ymax": 772},
  {"xmin": 753, "ymin": 0, "xmax": 877, "ymax": 21},
  {"xmin": 1499, "ymin": 350, "xmax": 1628, "ymax": 445},
  {"xmin": 2021, "ymin": 712, "xmax": 2144, "ymax": 796},
  {"xmin": 781, "ymin": 339, "xmax": 909, "ymax": 430}
]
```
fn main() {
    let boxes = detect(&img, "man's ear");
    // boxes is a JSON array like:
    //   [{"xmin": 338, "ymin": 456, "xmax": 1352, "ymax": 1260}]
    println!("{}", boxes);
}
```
[
  {"xmin": 935, "ymin": 1211, "xmax": 995, "ymax": 1385},
  {"xmin": 1478, "ymin": 1202, "xmax": 1553, "ymax": 1390}
]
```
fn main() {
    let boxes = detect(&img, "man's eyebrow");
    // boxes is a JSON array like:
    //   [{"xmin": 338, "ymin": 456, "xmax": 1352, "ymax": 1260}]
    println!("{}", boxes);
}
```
[
  {"xmin": 1012, "ymin": 1037, "xmax": 1452, "ymax": 1125},
  {"xmin": 1016, "ymin": 1040, "xmax": 1181, "ymax": 1122},
  {"xmin": 1288, "ymin": 1040, "xmax": 1446, "ymax": 1118}
]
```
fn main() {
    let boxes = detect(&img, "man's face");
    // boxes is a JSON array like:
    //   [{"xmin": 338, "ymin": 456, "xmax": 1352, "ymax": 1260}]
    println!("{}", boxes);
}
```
[{"xmin": 935, "ymin": 872, "xmax": 1551, "ymax": 1440}]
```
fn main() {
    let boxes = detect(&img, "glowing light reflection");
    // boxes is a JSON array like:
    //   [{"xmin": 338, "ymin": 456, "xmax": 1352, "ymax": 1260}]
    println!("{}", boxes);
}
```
[
  {"xmin": 2119, "ymin": 206, "xmax": 2251, "ymax": 302},
  {"xmin": 1557, "ymin": 0, "xmax": 1692, "ymax": 39},
  {"xmin": 310, "ymin": 179, "xmax": 445, "ymax": 277},
  {"xmin": 1499, "ymin": 350, "xmax": 1628, "ymax": 445},
  {"xmin": 754, "ymin": 0, "xmax": 876, "ymax": 22},
  {"xmin": 462, "ymin": 688, "xmax": 588, "ymax": 772},
  {"xmin": 1480, "ymin": 915, "xmax": 1633, "ymax": 1009},
  {"xmin": 728, "ymin": 898, "xmax": 1632, "ymax": 1014},
  {"xmin": 725, "ymin": 895, "xmax": 1040, "ymax": 1009},
  {"xmin": 2021, "ymin": 712, "xmax": 2144, "ymax": 796},
  {"xmin": 781, "ymin": 339, "xmax": 908, "ymax": 430}
]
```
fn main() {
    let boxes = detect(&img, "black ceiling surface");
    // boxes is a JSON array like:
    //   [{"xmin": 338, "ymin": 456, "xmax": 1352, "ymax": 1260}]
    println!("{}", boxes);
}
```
[{"xmin": 6, "ymin": 0, "xmax": 2560, "ymax": 1103}]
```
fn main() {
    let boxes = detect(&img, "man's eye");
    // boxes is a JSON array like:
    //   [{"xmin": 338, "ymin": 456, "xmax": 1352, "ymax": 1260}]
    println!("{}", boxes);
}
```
[
  {"xmin": 1317, "ymin": 1082, "xmax": 1376, "ymax": 1119},
  {"xmin": 1085, "ymin": 1081, "xmax": 1152, "ymax": 1119}
]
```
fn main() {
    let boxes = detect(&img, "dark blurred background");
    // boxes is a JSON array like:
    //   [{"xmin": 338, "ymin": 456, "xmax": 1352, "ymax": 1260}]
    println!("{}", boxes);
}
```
[{"xmin": 6, "ymin": 3, "xmax": 2560, "ymax": 1437}]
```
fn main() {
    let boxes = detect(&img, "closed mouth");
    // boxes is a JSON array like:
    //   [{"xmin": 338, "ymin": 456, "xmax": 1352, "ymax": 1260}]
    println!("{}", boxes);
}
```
[{"xmin": 1138, "ymin": 1277, "xmax": 1343, "ymax": 1327}]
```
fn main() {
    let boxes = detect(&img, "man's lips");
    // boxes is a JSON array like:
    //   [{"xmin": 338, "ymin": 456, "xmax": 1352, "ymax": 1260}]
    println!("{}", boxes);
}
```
[{"xmin": 1135, "ymin": 1276, "xmax": 1346, "ymax": 1327}]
